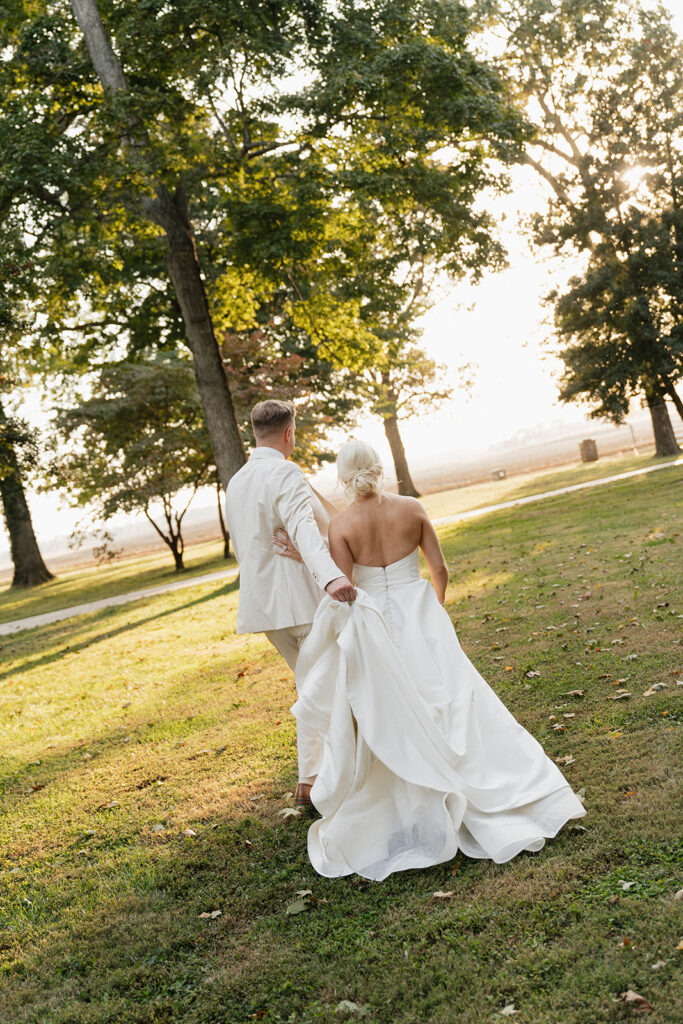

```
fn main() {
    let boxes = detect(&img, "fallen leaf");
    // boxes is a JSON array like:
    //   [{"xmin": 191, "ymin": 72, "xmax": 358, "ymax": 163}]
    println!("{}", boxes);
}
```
[
  {"xmin": 499, "ymin": 1004, "xmax": 519, "ymax": 1017},
  {"xmin": 278, "ymin": 807, "xmax": 301, "ymax": 819},
  {"xmin": 615, "ymin": 990, "xmax": 653, "ymax": 1013},
  {"xmin": 286, "ymin": 897, "xmax": 309, "ymax": 915},
  {"xmin": 432, "ymin": 890, "xmax": 454, "ymax": 899},
  {"xmin": 618, "ymin": 880, "xmax": 636, "ymax": 891},
  {"xmin": 617, "ymin": 936, "xmax": 631, "ymax": 947},
  {"xmin": 184, "ymin": 828, "xmax": 197, "ymax": 837},
  {"xmin": 651, "ymin": 960, "xmax": 666, "ymax": 971},
  {"xmin": 607, "ymin": 690, "xmax": 631, "ymax": 701},
  {"xmin": 335, "ymin": 1001, "xmax": 368, "ymax": 1016},
  {"xmin": 576, "ymin": 787, "xmax": 586, "ymax": 803},
  {"xmin": 555, "ymin": 755, "xmax": 576, "ymax": 765},
  {"xmin": 562, "ymin": 713, "xmax": 576, "ymax": 719},
  {"xmin": 294, "ymin": 889, "xmax": 313, "ymax": 898},
  {"xmin": 198, "ymin": 909, "xmax": 222, "ymax": 919},
  {"xmin": 561, "ymin": 689, "xmax": 585, "ymax": 698},
  {"xmin": 525, "ymin": 670, "xmax": 540, "ymax": 678},
  {"xmin": 150, "ymin": 823, "xmax": 165, "ymax": 833}
]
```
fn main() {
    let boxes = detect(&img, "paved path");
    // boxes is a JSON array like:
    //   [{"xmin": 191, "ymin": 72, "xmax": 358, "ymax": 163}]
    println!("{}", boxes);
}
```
[
  {"xmin": 432, "ymin": 456, "xmax": 682, "ymax": 526},
  {"xmin": 1, "ymin": 457, "xmax": 680, "ymax": 638},
  {"xmin": 0, "ymin": 567, "xmax": 239, "ymax": 637}
]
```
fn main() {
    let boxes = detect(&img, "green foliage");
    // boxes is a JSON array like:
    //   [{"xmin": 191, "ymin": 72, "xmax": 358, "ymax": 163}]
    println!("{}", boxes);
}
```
[
  {"xmin": 493, "ymin": 0, "xmax": 683, "ymax": 425},
  {"xmin": 50, "ymin": 352, "xmax": 212, "ymax": 566},
  {"xmin": 0, "ymin": 1, "xmax": 527, "ymax": 496}
]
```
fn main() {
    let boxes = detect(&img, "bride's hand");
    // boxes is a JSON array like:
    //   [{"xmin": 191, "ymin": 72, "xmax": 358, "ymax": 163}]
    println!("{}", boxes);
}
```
[{"xmin": 273, "ymin": 529, "xmax": 303, "ymax": 562}]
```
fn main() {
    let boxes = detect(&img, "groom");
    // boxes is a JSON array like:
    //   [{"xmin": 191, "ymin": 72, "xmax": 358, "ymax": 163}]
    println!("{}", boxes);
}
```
[{"xmin": 225, "ymin": 399, "xmax": 356, "ymax": 808}]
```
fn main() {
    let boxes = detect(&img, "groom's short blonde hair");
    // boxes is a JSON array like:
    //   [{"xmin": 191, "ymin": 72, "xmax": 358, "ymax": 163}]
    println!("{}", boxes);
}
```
[{"xmin": 251, "ymin": 399, "xmax": 295, "ymax": 439}]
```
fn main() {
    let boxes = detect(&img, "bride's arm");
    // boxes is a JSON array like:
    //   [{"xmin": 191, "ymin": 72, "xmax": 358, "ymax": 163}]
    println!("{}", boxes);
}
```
[
  {"xmin": 328, "ymin": 519, "xmax": 354, "ymax": 583},
  {"xmin": 418, "ymin": 515, "xmax": 449, "ymax": 605}
]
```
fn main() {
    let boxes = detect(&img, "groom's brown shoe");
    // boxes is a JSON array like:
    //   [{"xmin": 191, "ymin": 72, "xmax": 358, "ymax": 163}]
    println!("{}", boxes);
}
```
[{"xmin": 294, "ymin": 783, "xmax": 315, "ymax": 815}]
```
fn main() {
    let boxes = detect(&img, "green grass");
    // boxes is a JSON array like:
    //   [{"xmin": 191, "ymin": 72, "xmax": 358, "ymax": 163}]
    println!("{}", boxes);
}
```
[{"xmin": 1, "ymin": 467, "xmax": 682, "ymax": 1023}]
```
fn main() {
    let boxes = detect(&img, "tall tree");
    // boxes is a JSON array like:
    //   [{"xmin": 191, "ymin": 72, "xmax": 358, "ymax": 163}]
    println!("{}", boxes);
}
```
[
  {"xmin": 0, "ymin": 246, "xmax": 54, "ymax": 588},
  {"xmin": 0, "ymin": 399, "xmax": 54, "ymax": 588},
  {"xmin": 490, "ymin": 0, "xmax": 682, "ymax": 454},
  {"xmin": 3, "ymin": 0, "xmax": 525, "ymax": 494},
  {"xmin": 68, "ymin": 0, "xmax": 248, "ymax": 487}
]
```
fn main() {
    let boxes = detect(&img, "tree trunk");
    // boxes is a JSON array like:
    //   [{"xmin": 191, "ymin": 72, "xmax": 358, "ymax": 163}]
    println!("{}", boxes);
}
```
[
  {"xmin": 148, "ymin": 185, "xmax": 246, "ymax": 488},
  {"xmin": 383, "ymin": 414, "xmax": 420, "ymax": 497},
  {"xmin": 0, "ymin": 404, "xmax": 54, "ymax": 588},
  {"xmin": 170, "ymin": 543, "xmax": 185, "ymax": 572},
  {"xmin": 215, "ymin": 480, "xmax": 230, "ymax": 559},
  {"xmin": 663, "ymin": 380, "xmax": 683, "ymax": 422},
  {"xmin": 645, "ymin": 387, "xmax": 681, "ymax": 456},
  {"xmin": 143, "ymin": 507, "xmax": 185, "ymax": 572},
  {"xmin": 70, "ymin": 0, "xmax": 246, "ymax": 489}
]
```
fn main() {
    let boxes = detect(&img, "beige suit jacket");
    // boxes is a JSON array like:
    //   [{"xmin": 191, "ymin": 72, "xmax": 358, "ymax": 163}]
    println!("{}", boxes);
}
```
[{"xmin": 225, "ymin": 447, "xmax": 341, "ymax": 633}]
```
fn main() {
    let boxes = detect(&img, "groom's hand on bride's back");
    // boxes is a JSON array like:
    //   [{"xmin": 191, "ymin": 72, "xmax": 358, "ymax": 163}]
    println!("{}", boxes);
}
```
[{"xmin": 325, "ymin": 576, "xmax": 357, "ymax": 603}]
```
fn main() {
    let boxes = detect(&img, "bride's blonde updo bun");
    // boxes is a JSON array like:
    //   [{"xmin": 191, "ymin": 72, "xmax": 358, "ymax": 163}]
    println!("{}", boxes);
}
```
[{"xmin": 337, "ymin": 439, "xmax": 384, "ymax": 503}]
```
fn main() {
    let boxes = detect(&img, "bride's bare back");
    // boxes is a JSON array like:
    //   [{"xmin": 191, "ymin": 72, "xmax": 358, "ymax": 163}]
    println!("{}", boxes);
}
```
[{"xmin": 328, "ymin": 493, "xmax": 449, "ymax": 604}]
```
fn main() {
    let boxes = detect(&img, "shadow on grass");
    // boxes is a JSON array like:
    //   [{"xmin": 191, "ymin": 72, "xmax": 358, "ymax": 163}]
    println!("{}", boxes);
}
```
[
  {"xmin": 7, "ymin": 761, "xmax": 678, "ymax": 1024},
  {"xmin": 1, "ymin": 756, "xmax": 566, "ymax": 1024}
]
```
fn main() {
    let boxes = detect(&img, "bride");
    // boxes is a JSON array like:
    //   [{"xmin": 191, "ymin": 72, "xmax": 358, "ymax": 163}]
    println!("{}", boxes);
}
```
[{"xmin": 284, "ymin": 439, "xmax": 585, "ymax": 881}]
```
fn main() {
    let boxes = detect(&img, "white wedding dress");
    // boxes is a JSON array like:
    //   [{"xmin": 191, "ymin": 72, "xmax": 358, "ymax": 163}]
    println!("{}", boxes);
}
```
[{"xmin": 292, "ymin": 549, "xmax": 586, "ymax": 881}]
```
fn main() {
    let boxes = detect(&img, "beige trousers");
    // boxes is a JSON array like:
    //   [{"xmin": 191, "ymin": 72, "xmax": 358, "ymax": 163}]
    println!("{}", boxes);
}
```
[{"xmin": 265, "ymin": 623, "xmax": 320, "ymax": 784}]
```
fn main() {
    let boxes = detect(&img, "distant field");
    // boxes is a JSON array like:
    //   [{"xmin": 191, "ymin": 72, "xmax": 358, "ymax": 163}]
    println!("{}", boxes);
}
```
[
  {"xmin": 0, "ymin": 465, "xmax": 681, "ymax": 1023},
  {"xmin": 419, "ymin": 450, "xmax": 681, "ymax": 520}
]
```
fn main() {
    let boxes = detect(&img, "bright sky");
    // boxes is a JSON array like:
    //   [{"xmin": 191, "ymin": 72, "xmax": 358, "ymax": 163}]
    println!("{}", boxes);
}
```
[{"xmin": 2, "ymin": 2, "xmax": 681, "ymax": 555}]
